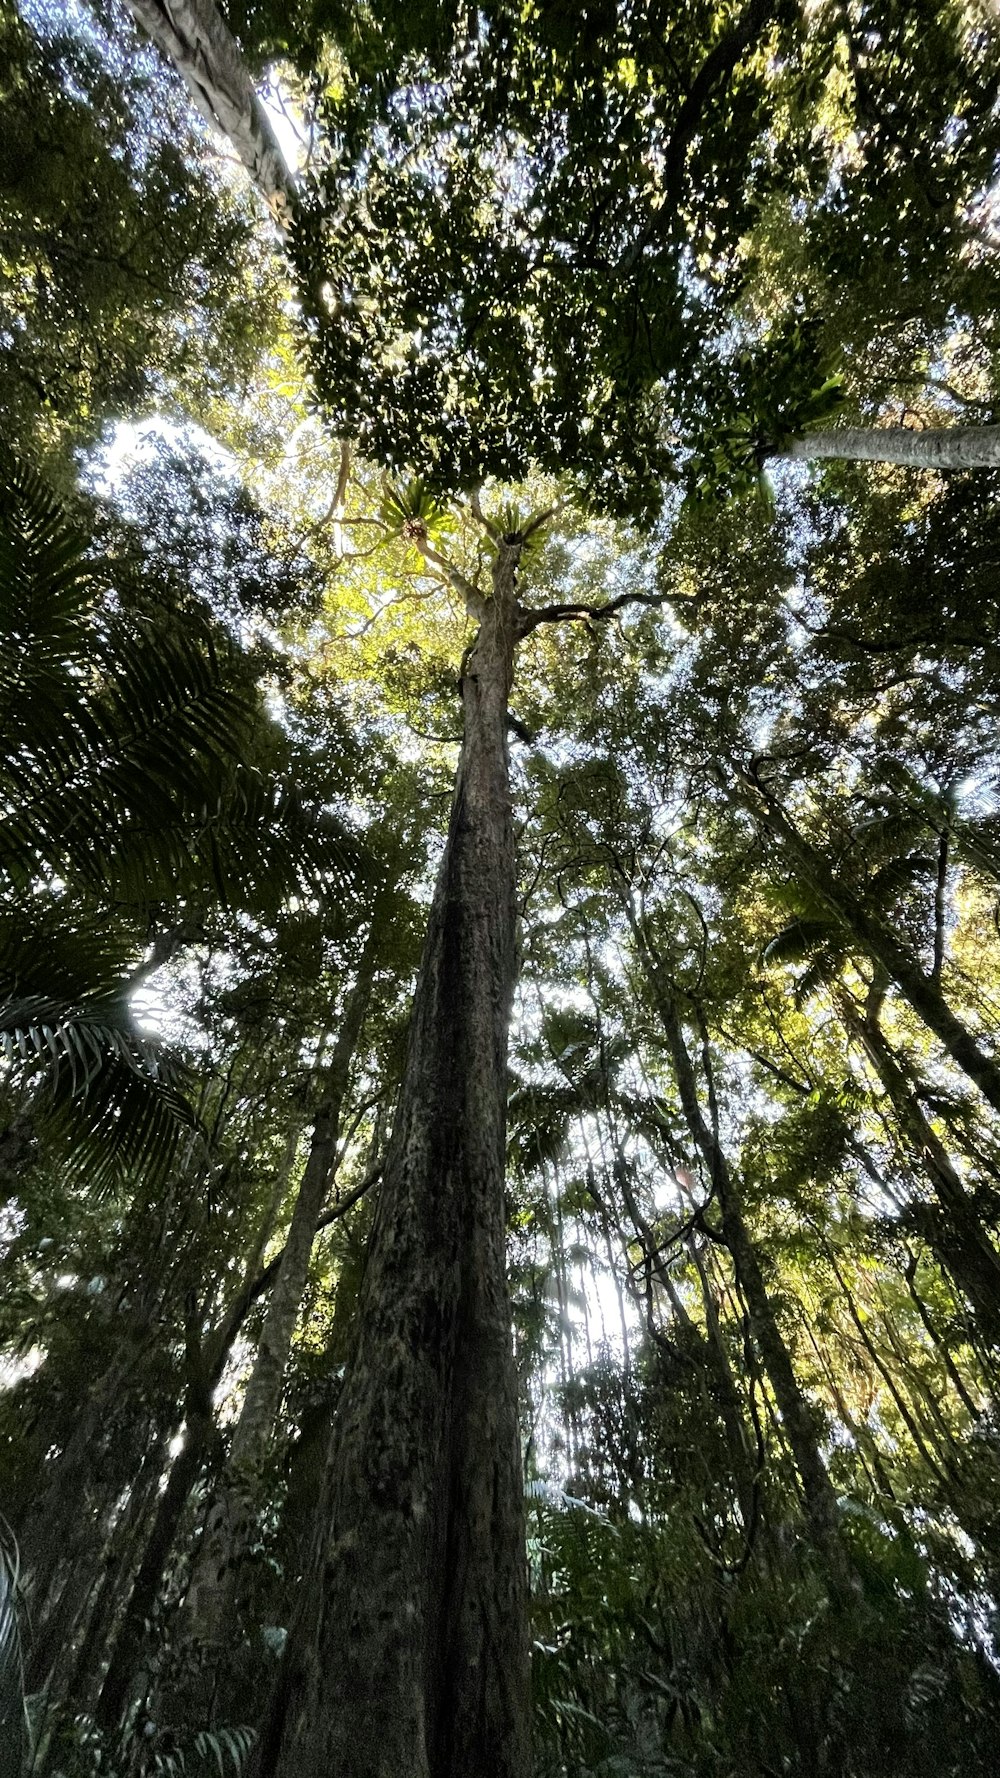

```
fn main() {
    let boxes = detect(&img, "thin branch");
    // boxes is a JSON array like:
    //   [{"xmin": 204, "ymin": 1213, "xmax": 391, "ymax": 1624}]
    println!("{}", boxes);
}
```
[
  {"xmin": 466, "ymin": 488, "xmax": 501, "ymax": 541},
  {"xmin": 932, "ymin": 827, "xmax": 950, "ymax": 984},
  {"xmin": 521, "ymin": 499, "xmax": 565, "ymax": 540},
  {"xmin": 245, "ymin": 1157, "xmax": 383, "ymax": 1311},
  {"xmin": 333, "ymin": 440, "xmax": 352, "ymax": 514}
]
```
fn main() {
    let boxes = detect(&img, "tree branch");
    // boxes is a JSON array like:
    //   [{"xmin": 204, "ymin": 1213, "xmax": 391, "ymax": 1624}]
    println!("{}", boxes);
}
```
[
  {"xmin": 413, "ymin": 536, "xmax": 489, "ymax": 622},
  {"xmin": 124, "ymin": 0, "xmax": 297, "ymax": 229},
  {"xmin": 227, "ymin": 1158, "xmax": 384, "ymax": 1334},
  {"xmin": 518, "ymin": 587, "xmax": 671, "ymax": 637}
]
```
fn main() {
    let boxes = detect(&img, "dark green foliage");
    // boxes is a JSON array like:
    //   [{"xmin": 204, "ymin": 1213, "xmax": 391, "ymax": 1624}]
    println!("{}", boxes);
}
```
[
  {"xmin": 0, "ymin": 452, "xmax": 356, "ymax": 1181},
  {"xmin": 0, "ymin": 3, "xmax": 281, "ymax": 479},
  {"xmin": 0, "ymin": 1523, "xmax": 24, "ymax": 1778},
  {"xmin": 532, "ymin": 1359, "xmax": 1000, "ymax": 1778},
  {"xmin": 5, "ymin": 3, "xmax": 1000, "ymax": 1774},
  {"xmin": 279, "ymin": 0, "xmax": 1000, "ymax": 510}
]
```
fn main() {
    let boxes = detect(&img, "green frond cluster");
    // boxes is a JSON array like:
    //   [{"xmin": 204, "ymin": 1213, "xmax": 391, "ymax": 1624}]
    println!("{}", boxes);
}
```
[{"xmin": 0, "ymin": 455, "xmax": 353, "ymax": 1182}]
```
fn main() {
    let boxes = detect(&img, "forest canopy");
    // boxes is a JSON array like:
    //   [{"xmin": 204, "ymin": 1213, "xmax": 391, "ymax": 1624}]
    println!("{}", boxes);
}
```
[{"xmin": 2, "ymin": 2, "xmax": 1000, "ymax": 1776}]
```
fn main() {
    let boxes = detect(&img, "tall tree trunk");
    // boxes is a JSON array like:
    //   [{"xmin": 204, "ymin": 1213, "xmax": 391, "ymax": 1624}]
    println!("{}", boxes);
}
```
[
  {"xmin": 184, "ymin": 922, "xmax": 383, "ymax": 1653},
  {"xmin": 95, "ymin": 1353, "xmax": 218, "ymax": 1730},
  {"xmin": 253, "ymin": 541, "xmax": 531, "ymax": 1778},
  {"xmin": 775, "ymin": 425, "xmax": 1000, "ymax": 471},
  {"xmin": 123, "ymin": 0, "xmax": 296, "ymax": 225},
  {"xmin": 837, "ymin": 992, "xmax": 1000, "ymax": 1344},
  {"xmin": 626, "ymin": 918, "xmax": 853, "ymax": 1594}
]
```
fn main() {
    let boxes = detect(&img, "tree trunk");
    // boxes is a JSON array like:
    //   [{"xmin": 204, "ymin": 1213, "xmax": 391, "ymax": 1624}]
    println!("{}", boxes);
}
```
[
  {"xmin": 747, "ymin": 781, "xmax": 1000, "ymax": 1114},
  {"xmin": 123, "ymin": 0, "xmax": 296, "ymax": 225},
  {"xmin": 838, "ymin": 994, "xmax": 1000, "ymax": 1344},
  {"xmin": 95, "ymin": 1389, "xmax": 216, "ymax": 1730},
  {"xmin": 253, "ymin": 541, "xmax": 531, "ymax": 1778},
  {"xmin": 776, "ymin": 425, "xmax": 1000, "ymax": 471},
  {"xmin": 602, "ymin": 1139, "xmax": 758, "ymax": 1530},
  {"xmin": 20, "ymin": 1322, "xmax": 161, "ymax": 1687},
  {"xmin": 63, "ymin": 1428, "xmax": 175, "ymax": 1715},
  {"xmin": 627, "ymin": 920, "xmax": 853, "ymax": 1594},
  {"xmin": 183, "ymin": 922, "xmax": 382, "ymax": 1653}
]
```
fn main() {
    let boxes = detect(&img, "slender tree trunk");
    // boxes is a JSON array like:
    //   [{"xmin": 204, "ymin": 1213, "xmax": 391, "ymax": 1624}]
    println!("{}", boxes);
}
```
[
  {"xmin": 62, "ymin": 1428, "xmax": 175, "ymax": 1715},
  {"xmin": 91, "ymin": 1142, "xmax": 380, "ymax": 1736},
  {"xmin": 687, "ymin": 1237, "xmax": 761, "ymax": 1535},
  {"xmin": 902, "ymin": 1253, "xmax": 982, "ymax": 1421},
  {"xmin": 123, "ymin": 0, "xmax": 295, "ymax": 224},
  {"xmin": 824, "ymin": 1245, "xmax": 951, "ymax": 1489},
  {"xmin": 184, "ymin": 925, "xmax": 382, "ymax": 1653},
  {"xmin": 20, "ymin": 1323, "xmax": 163, "ymax": 1692},
  {"xmin": 627, "ymin": 920, "xmax": 853, "ymax": 1593},
  {"xmin": 838, "ymin": 994, "xmax": 1000, "ymax": 1343},
  {"xmin": 603, "ymin": 1137, "xmax": 758, "ymax": 1530},
  {"xmin": 95, "ymin": 1387, "xmax": 217, "ymax": 1730},
  {"xmin": 775, "ymin": 425, "xmax": 1000, "ymax": 471},
  {"xmin": 747, "ymin": 782, "xmax": 1000, "ymax": 1114},
  {"xmin": 253, "ymin": 541, "xmax": 531, "ymax": 1778}
]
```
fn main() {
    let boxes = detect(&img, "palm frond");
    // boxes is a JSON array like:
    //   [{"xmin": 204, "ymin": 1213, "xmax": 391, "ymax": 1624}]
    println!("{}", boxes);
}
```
[
  {"xmin": 761, "ymin": 918, "xmax": 836, "ymax": 967},
  {"xmin": 0, "ymin": 916, "xmax": 197, "ymax": 1189},
  {"xmin": 0, "ymin": 1522, "xmax": 26, "ymax": 1778},
  {"xmin": 794, "ymin": 951, "xmax": 842, "ymax": 1007},
  {"xmin": 0, "ymin": 619, "xmax": 257, "ymax": 897},
  {"xmin": 848, "ymin": 810, "xmax": 928, "ymax": 866},
  {"xmin": 0, "ymin": 452, "xmax": 93, "ymax": 731},
  {"xmin": 864, "ymin": 851, "xmax": 936, "ymax": 904}
]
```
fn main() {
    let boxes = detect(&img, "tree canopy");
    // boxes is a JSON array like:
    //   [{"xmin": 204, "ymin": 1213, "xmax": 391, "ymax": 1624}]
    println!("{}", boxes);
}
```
[{"xmin": 2, "ymin": 2, "xmax": 1000, "ymax": 1776}]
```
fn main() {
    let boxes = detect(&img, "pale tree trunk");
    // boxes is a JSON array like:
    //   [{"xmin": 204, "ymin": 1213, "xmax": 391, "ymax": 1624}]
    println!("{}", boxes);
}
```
[
  {"xmin": 123, "ymin": 0, "xmax": 296, "ymax": 226},
  {"xmin": 184, "ymin": 920, "xmax": 383, "ymax": 1654},
  {"xmin": 253, "ymin": 540, "xmax": 531, "ymax": 1778},
  {"xmin": 776, "ymin": 425, "xmax": 1000, "ymax": 471}
]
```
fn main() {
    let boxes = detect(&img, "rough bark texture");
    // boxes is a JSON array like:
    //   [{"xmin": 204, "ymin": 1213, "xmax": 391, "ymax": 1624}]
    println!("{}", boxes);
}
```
[
  {"xmin": 124, "ymin": 0, "xmax": 296, "ymax": 225},
  {"xmin": 184, "ymin": 929, "xmax": 381, "ymax": 1652},
  {"xmin": 253, "ymin": 541, "xmax": 531, "ymax": 1778},
  {"xmin": 778, "ymin": 425, "xmax": 1000, "ymax": 470}
]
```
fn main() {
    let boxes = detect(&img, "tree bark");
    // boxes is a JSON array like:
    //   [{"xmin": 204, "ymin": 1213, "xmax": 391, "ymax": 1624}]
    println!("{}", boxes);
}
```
[
  {"xmin": 184, "ymin": 922, "xmax": 382, "ymax": 1652},
  {"xmin": 776, "ymin": 425, "xmax": 1000, "ymax": 471},
  {"xmin": 253, "ymin": 541, "xmax": 531, "ymax": 1778},
  {"xmin": 62, "ymin": 1428, "xmax": 175, "ymax": 1716},
  {"xmin": 123, "ymin": 0, "xmax": 296, "ymax": 226}
]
